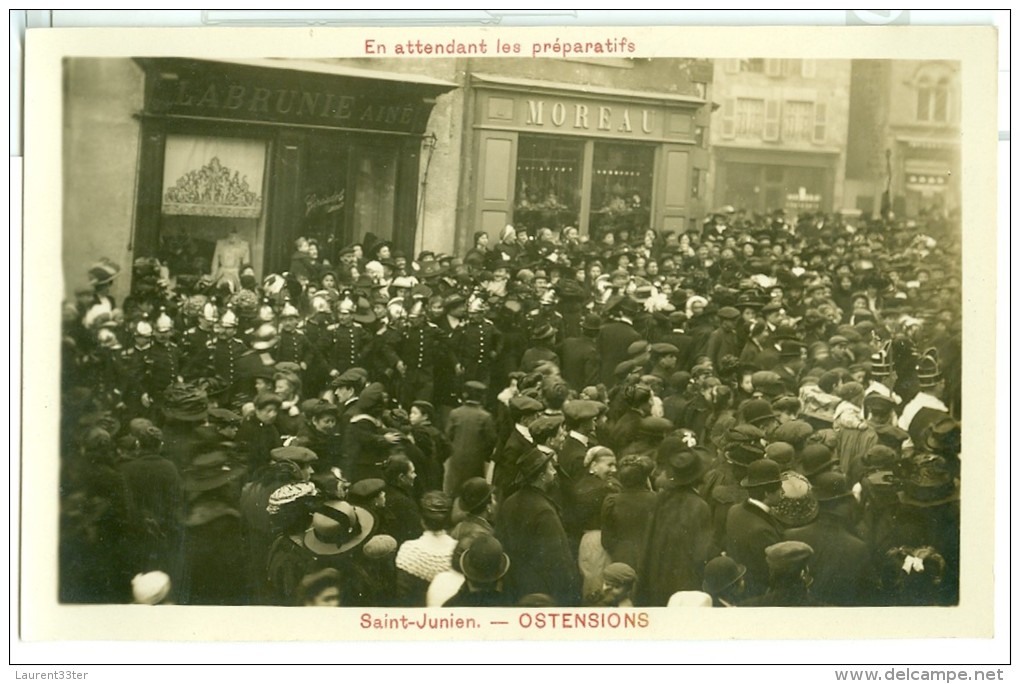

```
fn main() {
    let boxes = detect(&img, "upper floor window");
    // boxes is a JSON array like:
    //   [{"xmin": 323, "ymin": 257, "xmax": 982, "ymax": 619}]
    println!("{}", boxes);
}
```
[{"xmin": 917, "ymin": 75, "xmax": 950, "ymax": 123}]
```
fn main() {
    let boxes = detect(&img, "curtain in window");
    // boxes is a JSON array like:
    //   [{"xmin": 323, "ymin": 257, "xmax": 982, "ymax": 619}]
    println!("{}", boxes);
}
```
[{"xmin": 162, "ymin": 135, "xmax": 267, "ymax": 218}]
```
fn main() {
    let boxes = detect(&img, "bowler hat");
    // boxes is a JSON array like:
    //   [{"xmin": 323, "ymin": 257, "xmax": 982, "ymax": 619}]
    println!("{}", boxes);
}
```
[
  {"xmin": 516, "ymin": 447, "xmax": 555, "ymax": 483},
  {"xmin": 764, "ymin": 441, "xmax": 796, "ymax": 468},
  {"xmin": 581, "ymin": 313, "xmax": 603, "ymax": 332},
  {"xmin": 800, "ymin": 444, "xmax": 837, "ymax": 478},
  {"xmin": 741, "ymin": 398, "xmax": 777, "ymax": 426},
  {"xmin": 702, "ymin": 555, "xmax": 747, "ymax": 595},
  {"xmin": 459, "ymin": 534, "xmax": 510, "ymax": 585},
  {"xmin": 458, "ymin": 477, "xmax": 496, "ymax": 514},
  {"xmin": 740, "ymin": 458, "xmax": 782, "ymax": 488},
  {"xmin": 812, "ymin": 471, "xmax": 854, "ymax": 502}
]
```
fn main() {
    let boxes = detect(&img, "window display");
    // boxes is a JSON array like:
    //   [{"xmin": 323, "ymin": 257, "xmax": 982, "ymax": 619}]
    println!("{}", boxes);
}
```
[
  {"xmin": 588, "ymin": 142, "xmax": 654, "ymax": 238},
  {"xmin": 513, "ymin": 135, "xmax": 583, "ymax": 235}
]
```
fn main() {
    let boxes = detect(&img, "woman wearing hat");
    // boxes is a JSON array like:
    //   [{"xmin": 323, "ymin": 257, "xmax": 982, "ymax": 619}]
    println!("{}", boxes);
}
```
[{"xmin": 636, "ymin": 439, "xmax": 714, "ymax": 606}]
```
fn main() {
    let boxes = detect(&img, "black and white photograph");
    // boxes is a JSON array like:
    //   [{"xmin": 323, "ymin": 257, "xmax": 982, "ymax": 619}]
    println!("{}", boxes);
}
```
[{"xmin": 19, "ymin": 22, "xmax": 999, "ymax": 653}]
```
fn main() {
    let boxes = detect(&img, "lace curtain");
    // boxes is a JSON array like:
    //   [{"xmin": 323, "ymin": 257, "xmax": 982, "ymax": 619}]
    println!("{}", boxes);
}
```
[{"xmin": 162, "ymin": 135, "xmax": 267, "ymax": 218}]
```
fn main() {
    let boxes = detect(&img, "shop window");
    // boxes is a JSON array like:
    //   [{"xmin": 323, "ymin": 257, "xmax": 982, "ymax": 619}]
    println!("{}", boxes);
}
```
[
  {"xmin": 158, "ymin": 134, "xmax": 268, "ymax": 284},
  {"xmin": 514, "ymin": 135, "xmax": 583, "ymax": 235},
  {"xmin": 350, "ymin": 144, "xmax": 398, "ymax": 251},
  {"xmin": 589, "ymin": 142, "xmax": 654, "ymax": 238},
  {"xmin": 735, "ymin": 98, "xmax": 765, "ymax": 138},
  {"xmin": 301, "ymin": 137, "xmax": 350, "ymax": 267}
]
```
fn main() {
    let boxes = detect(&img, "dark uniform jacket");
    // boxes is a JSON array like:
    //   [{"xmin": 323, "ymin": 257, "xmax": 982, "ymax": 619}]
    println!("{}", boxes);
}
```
[
  {"xmin": 331, "ymin": 323, "xmax": 370, "ymax": 375},
  {"xmin": 452, "ymin": 318, "xmax": 502, "ymax": 386},
  {"xmin": 495, "ymin": 484, "xmax": 580, "ymax": 606}
]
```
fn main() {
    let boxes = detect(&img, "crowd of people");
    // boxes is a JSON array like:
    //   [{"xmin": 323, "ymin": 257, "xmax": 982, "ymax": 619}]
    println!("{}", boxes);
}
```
[{"xmin": 58, "ymin": 205, "xmax": 962, "ymax": 609}]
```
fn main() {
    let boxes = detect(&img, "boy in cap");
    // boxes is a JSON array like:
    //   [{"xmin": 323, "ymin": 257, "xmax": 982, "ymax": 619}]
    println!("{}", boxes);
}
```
[
  {"xmin": 742, "ymin": 540, "xmax": 825, "ymax": 607},
  {"xmin": 587, "ymin": 562, "xmax": 637, "ymax": 607}
]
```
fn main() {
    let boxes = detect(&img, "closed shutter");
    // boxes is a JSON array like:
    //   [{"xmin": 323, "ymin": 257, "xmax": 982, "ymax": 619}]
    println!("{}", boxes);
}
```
[
  {"xmin": 764, "ymin": 99, "xmax": 781, "ymax": 141},
  {"xmin": 813, "ymin": 102, "xmax": 827, "ymax": 143},
  {"xmin": 721, "ymin": 98, "xmax": 735, "ymax": 139}
]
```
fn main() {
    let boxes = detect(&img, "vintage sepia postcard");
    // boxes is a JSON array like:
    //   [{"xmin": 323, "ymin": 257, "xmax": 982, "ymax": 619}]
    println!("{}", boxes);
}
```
[{"xmin": 19, "ymin": 21, "xmax": 999, "ymax": 660}]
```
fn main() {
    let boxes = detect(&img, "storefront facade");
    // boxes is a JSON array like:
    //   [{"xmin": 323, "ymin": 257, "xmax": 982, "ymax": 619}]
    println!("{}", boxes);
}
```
[
  {"xmin": 128, "ymin": 59, "xmax": 456, "ymax": 280},
  {"xmin": 464, "ymin": 72, "xmax": 711, "ymax": 247}
]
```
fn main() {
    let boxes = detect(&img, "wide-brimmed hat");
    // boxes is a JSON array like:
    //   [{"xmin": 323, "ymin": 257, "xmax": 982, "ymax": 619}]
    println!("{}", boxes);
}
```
[
  {"xmin": 182, "ymin": 450, "xmax": 242, "ymax": 492},
  {"xmin": 662, "ymin": 443, "xmax": 707, "ymax": 486},
  {"xmin": 898, "ymin": 455, "xmax": 959, "ymax": 507},
  {"xmin": 87, "ymin": 258, "xmax": 121, "ymax": 286},
  {"xmin": 353, "ymin": 297, "xmax": 377, "ymax": 325},
  {"xmin": 923, "ymin": 416, "xmax": 961, "ymax": 455},
  {"xmin": 531, "ymin": 323, "xmax": 557, "ymax": 341},
  {"xmin": 702, "ymin": 555, "xmax": 747, "ymax": 595},
  {"xmin": 303, "ymin": 500, "xmax": 376, "ymax": 556},
  {"xmin": 459, "ymin": 534, "xmax": 511, "ymax": 585},
  {"xmin": 162, "ymin": 384, "xmax": 209, "ymax": 422},
  {"xmin": 740, "ymin": 458, "xmax": 782, "ymax": 488}
]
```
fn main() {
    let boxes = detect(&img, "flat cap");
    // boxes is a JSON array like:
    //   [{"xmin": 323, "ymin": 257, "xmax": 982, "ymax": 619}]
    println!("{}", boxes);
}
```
[
  {"xmin": 639, "ymin": 416, "xmax": 675, "ymax": 435},
  {"xmin": 650, "ymin": 343, "xmax": 680, "ymax": 355},
  {"xmin": 509, "ymin": 395, "xmax": 544, "ymax": 414},
  {"xmin": 717, "ymin": 306, "xmax": 741, "ymax": 320},
  {"xmin": 270, "ymin": 446, "xmax": 318, "ymax": 464},
  {"xmin": 562, "ymin": 400, "xmax": 604, "ymax": 422},
  {"xmin": 348, "ymin": 478, "xmax": 386, "ymax": 502},
  {"xmin": 764, "ymin": 541, "xmax": 814, "ymax": 572}
]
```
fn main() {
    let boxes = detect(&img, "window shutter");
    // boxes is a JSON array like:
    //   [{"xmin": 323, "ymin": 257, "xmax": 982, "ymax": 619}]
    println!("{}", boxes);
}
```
[
  {"xmin": 765, "ymin": 59, "xmax": 782, "ymax": 77},
  {"xmin": 802, "ymin": 59, "xmax": 816, "ymax": 78},
  {"xmin": 813, "ymin": 102, "xmax": 827, "ymax": 143},
  {"xmin": 764, "ymin": 99, "xmax": 781, "ymax": 141},
  {"xmin": 721, "ymin": 98, "xmax": 735, "ymax": 139}
]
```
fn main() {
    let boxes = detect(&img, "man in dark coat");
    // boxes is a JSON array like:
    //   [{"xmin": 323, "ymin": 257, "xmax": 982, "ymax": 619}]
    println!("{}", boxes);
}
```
[
  {"xmin": 637, "ymin": 442, "xmax": 714, "ymax": 606},
  {"xmin": 559, "ymin": 399, "xmax": 603, "ymax": 483},
  {"xmin": 492, "ymin": 395, "xmax": 543, "ymax": 495},
  {"xmin": 380, "ymin": 453, "xmax": 423, "ymax": 546},
  {"xmin": 443, "ymin": 382, "xmax": 498, "ymax": 496},
  {"xmin": 495, "ymin": 448, "xmax": 581, "ymax": 606},
  {"xmin": 785, "ymin": 472, "xmax": 878, "ymax": 606},
  {"xmin": 452, "ymin": 296, "xmax": 503, "ymax": 390},
  {"xmin": 597, "ymin": 297, "xmax": 643, "ymax": 388},
  {"xmin": 706, "ymin": 307, "xmax": 742, "ymax": 373},
  {"xmin": 236, "ymin": 393, "xmax": 283, "ymax": 474},
  {"xmin": 341, "ymin": 383, "xmax": 401, "ymax": 482},
  {"xmin": 331, "ymin": 298, "xmax": 371, "ymax": 377},
  {"xmin": 724, "ymin": 458, "xmax": 784, "ymax": 598},
  {"xmin": 659, "ymin": 312, "xmax": 697, "ymax": 373},
  {"xmin": 396, "ymin": 301, "xmax": 452, "ymax": 406},
  {"xmin": 559, "ymin": 313, "xmax": 601, "ymax": 391}
]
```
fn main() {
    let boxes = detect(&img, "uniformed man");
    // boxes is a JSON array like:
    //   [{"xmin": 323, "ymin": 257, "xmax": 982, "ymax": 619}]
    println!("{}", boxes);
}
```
[
  {"xmin": 149, "ymin": 308, "xmax": 183, "ymax": 401},
  {"xmin": 453, "ymin": 293, "xmax": 502, "ymax": 390},
  {"xmin": 118, "ymin": 318, "xmax": 157, "ymax": 419},
  {"xmin": 182, "ymin": 301, "xmax": 218, "ymax": 380},
  {"xmin": 303, "ymin": 292, "xmax": 336, "ymax": 397},
  {"xmin": 275, "ymin": 300, "xmax": 310, "ymax": 372},
  {"xmin": 206, "ymin": 308, "xmax": 248, "ymax": 403},
  {"xmin": 396, "ymin": 300, "xmax": 450, "ymax": 406},
  {"xmin": 330, "ymin": 296, "xmax": 370, "ymax": 378}
]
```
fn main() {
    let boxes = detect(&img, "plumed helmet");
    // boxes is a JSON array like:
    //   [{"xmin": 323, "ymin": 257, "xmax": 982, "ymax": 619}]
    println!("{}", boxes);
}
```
[
  {"xmin": 310, "ymin": 292, "xmax": 332, "ymax": 314},
  {"xmin": 251, "ymin": 323, "xmax": 279, "ymax": 351},
  {"xmin": 263, "ymin": 273, "xmax": 286, "ymax": 296},
  {"xmin": 280, "ymin": 300, "xmax": 301, "ymax": 319}
]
